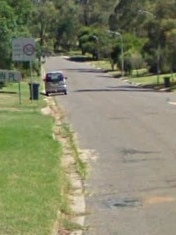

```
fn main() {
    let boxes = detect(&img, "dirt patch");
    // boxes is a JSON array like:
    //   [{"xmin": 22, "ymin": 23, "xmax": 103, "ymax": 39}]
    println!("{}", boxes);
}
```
[
  {"xmin": 41, "ymin": 106, "xmax": 51, "ymax": 115},
  {"xmin": 144, "ymin": 196, "xmax": 176, "ymax": 205}
]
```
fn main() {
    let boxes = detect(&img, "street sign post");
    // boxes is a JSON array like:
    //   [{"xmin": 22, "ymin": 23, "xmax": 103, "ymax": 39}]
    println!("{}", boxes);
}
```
[{"xmin": 12, "ymin": 37, "xmax": 36, "ymax": 102}]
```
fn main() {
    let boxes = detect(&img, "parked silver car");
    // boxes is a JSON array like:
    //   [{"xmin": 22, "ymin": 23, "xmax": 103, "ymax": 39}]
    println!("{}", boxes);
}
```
[{"xmin": 43, "ymin": 70, "xmax": 68, "ymax": 96}]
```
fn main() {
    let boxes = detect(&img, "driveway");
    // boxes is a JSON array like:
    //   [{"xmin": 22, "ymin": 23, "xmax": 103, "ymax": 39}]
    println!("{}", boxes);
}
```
[{"xmin": 44, "ymin": 56, "xmax": 176, "ymax": 235}]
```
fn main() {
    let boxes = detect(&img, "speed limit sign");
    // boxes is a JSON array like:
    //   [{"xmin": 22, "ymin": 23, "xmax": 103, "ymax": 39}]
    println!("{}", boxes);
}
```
[
  {"xmin": 23, "ymin": 43, "xmax": 35, "ymax": 56},
  {"xmin": 12, "ymin": 38, "xmax": 36, "ymax": 61}
]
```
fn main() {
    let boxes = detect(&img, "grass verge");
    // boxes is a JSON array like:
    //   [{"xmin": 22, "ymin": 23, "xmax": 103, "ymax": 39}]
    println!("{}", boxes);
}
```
[
  {"xmin": 89, "ymin": 59, "xmax": 176, "ymax": 89},
  {"xmin": 0, "ymin": 80, "xmax": 76, "ymax": 235}
]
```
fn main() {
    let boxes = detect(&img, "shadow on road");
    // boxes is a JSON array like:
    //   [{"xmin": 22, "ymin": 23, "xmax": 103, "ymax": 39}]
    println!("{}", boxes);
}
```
[
  {"xmin": 40, "ymin": 92, "xmax": 66, "ymax": 96},
  {"xmin": 74, "ymin": 84, "xmax": 157, "ymax": 93},
  {"xmin": 65, "ymin": 67, "xmax": 104, "ymax": 73},
  {"xmin": 96, "ymin": 74, "xmax": 117, "ymax": 78},
  {"xmin": 66, "ymin": 56, "xmax": 95, "ymax": 63}
]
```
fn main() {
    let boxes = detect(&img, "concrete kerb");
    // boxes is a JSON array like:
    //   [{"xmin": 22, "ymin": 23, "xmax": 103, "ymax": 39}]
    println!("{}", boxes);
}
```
[{"xmin": 41, "ymin": 96, "xmax": 86, "ymax": 235}]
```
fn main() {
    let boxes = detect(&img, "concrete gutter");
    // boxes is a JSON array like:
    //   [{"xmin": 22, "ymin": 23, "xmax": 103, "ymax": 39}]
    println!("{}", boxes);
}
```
[{"xmin": 42, "ymin": 97, "xmax": 86, "ymax": 235}]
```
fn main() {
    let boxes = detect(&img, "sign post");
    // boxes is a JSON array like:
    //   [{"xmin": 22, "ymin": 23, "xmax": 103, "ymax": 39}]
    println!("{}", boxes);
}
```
[{"xmin": 12, "ymin": 38, "xmax": 36, "ymax": 102}]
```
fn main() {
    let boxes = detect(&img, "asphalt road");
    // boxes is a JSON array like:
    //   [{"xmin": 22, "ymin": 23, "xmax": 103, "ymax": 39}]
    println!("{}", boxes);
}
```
[{"xmin": 44, "ymin": 56, "xmax": 176, "ymax": 235}]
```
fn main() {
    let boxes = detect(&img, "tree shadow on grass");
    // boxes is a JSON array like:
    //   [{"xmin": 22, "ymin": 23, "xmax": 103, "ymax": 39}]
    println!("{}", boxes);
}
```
[{"xmin": 0, "ymin": 91, "xmax": 17, "ymax": 94}]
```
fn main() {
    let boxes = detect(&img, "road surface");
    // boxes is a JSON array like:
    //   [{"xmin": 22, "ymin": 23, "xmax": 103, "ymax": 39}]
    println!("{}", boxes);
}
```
[{"xmin": 44, "ymin": 56, "xmax": 176, "ymax": 235}]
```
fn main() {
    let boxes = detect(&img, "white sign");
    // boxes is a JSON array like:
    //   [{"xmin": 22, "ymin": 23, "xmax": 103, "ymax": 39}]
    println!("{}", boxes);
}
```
[
  {"xmin": 12, "ymin": 38, "xmax": 36, "ymax": 61},
  {"xmin": 0, "ymin": 70, "xmax": 21, "ymax": 82}
]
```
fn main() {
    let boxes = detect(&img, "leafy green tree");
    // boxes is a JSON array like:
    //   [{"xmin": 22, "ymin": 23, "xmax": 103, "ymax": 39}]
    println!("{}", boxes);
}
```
[
  {"xmin": 78, "ymin": 27, "xmax": 98, "ymax": 56},
  {"xmin": 54, "ymin": 1, "xmax": 80, "ymax": 51},
  {"xmin": 1, "ymin": 0, "xmax": 176, "ymax": 74},
  {"xmin": 78, "ymin": 26, "xmax": 111, "ymax": 60},
  {"xmin": 30, "ymin": 1, "xmax": 58, "ymax": 55},
  {"xmin": 155, "ymin": 0, "xmax": 176, "ymax": 73},
  {"xmin": 8, "ymin": 0, "xmax": 33, "ymax": 36},
  {"xmin": 78, "ymin": 0, "xmax": 115, "ymax": 27},
  {"xmin": 110, "ymin": 45, "xmax": 121, "ymax": 70},
  {"xmin": 0, "ymin": 1, "xmax": 16, "ymax": 68},
  {"xmin": 109, "ymin": 0, "xmax": 148, "ymax": 32},
  {"xmin": 0, "ymin": 0, "xmax": 34, "ymax": 69},
  {"xmin": 138, "ymin": 0, "xmax": 176, "ymax": 73}
]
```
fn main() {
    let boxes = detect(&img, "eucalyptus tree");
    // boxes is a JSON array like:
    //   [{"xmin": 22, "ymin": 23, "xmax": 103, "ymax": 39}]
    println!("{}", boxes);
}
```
[
  {"xmin": 137, "ymin": 0, "xmax": 176, "ymax": 73},
  {"xmin": 8, "ymin": 0, "xmax": 33, "ymax": 35},
  {"xmin": 0, "ymin": 0, "xmax": 33, "ymax": 68},
  {"xmin": 54, "ymin": 1, "xmax": 80, "ymax": 51},
  {"xmin": 109, "ymin": 0, "xmax": 159, "ymax": 34},
  {"xmin": 77, "ymin": 0, "xmax": 117, "ymax": 27},
  {"xmin": 30, "ymin": 0, "xmax": 58, "ymax": 54},
  {"xmin": 108, "ymin": 0, "xmax": 176, "ymax": 74},
  {"xmin": 0, "ymin": 1, "xmax": 15, "ymax": 68},
  {"xmin": 154, "ymin": 0, "xmax": 176, "ymax": 73}
]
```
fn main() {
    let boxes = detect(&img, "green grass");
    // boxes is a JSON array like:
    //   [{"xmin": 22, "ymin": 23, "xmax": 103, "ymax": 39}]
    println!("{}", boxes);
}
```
[
  {"xmin": 89, "ymin": 59, "xmax": 176, "ymax": 89},
  {"xmin": 90, "ymin": 59, "xmax": 112, "ymax": 71},
  {"xmin": 0, "ymin": 81, "xmax": 72, "ymax": 234},
  {"xmin": 130, "ymin": 74, "xmax": 161, "ymax": 85},
  {"xmin": 0, "ymin": 113, "xmax": 61, "ymax": 234},
  {"xmin": 129, "ymin": 73, "xmax": 176, "ymax": 87}
]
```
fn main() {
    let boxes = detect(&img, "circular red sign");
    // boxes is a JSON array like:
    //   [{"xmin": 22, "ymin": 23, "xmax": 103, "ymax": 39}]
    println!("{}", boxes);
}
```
[{"xmin": 23, "ymin": 43, "xmax": 35, "ymax": 56}]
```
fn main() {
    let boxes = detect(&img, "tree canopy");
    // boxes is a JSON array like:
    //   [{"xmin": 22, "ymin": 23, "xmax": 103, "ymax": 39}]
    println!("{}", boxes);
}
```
[{"xmin": 0, "ymin": 0, "xmax": 176, "ymax": 74}]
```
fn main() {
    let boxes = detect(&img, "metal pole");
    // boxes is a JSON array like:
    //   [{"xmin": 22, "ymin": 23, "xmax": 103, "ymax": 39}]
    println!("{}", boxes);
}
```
[
  {"xmin": 30, "ymin": 61, "xmax": 33, "ymax": 101},
  {"xmin": 18, "ymin": 81, "xmax": 22, "ymax": 104}
]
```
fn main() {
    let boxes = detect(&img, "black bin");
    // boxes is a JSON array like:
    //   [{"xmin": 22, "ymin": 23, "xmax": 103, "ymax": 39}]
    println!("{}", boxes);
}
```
[
  {"xmin": 29, "ymin": 82, "xmax": 40, "ymax": 100},
  {"xmin": 163, "ymin": 77, "xmax": 170, "ymax": 88}
]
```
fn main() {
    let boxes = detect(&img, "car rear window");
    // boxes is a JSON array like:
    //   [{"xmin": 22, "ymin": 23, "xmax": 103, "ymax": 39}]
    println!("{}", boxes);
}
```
[{"xmin": 46, "ymin": 73, "xmax": 64, "ymax": 82}]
